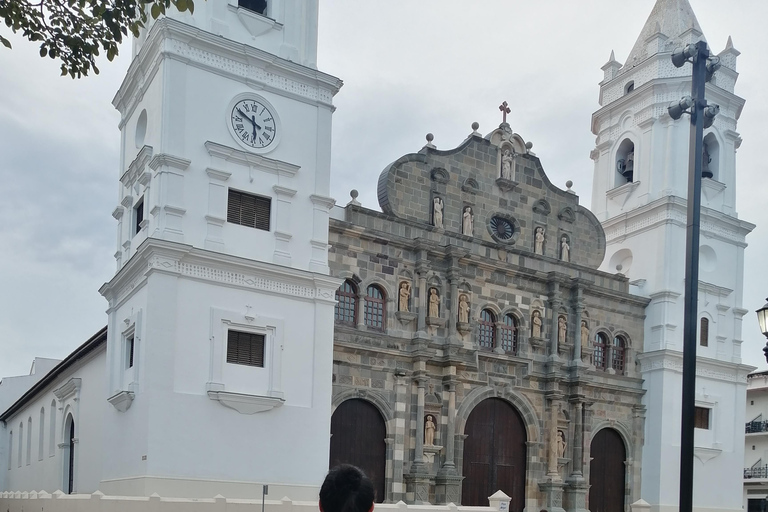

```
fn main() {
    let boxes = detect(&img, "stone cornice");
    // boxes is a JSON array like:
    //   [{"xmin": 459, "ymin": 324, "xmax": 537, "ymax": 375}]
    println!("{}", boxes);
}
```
[
  {"xmin": 100, "ymin": 238, "xmax": 340, "ymax": 311},
  {"xmin": 602, "ymin": 195, "xmax": 754, "ymax": 246},
  {"xmin": 113, "ymin": 17, "xmax": 343, "ymax": 125},
  {"xmin": 148, "ymin": 153, "xmax": 192, "ymax": 172},
  {"xmin": 205, "ymin": 141, "xmax": 300, "ymax": 178},
  {"xmin": 53, "ymin": 378, "xmax": 81, "ymax": 401},
  {"xmin": 637, "ymin": 349, "xmax": 755, "ymax": 383},
  {"xmin": 120, "ymin": 145, "xmax": 154, "ymax": 187}
]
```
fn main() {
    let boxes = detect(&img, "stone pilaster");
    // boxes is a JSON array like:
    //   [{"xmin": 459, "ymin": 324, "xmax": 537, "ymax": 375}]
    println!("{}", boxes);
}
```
[
  {"xmin": 570, "ymin": 281, "xmax": 585, "ymax": 363},
  {"xmin": 548, "ymin": 277, "xmax": 563, "ymax": 358},
  {"xmin": 407, "ymin": 375, "xmax": 430, "ymax": 503},
  {"xmin": 436, "ymin": 379, "xmax": 461, "ymax": 504},
  {"xmin": 564, "ymin": 399, "xmax": 588, "ymax": 512}
]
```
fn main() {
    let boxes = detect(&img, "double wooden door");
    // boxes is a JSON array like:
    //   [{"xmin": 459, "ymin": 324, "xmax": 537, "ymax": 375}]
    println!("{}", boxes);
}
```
[
  {"xmin": 462, "ymin": 398, "xmax": 527, "ymax": 509},
  {"xmin": 329, "ymin": 399, "xmax": 386, "ymax": 502},
  {"xmin": 588, "ymin": 428, "xmax": 626, "ymax": 512}
]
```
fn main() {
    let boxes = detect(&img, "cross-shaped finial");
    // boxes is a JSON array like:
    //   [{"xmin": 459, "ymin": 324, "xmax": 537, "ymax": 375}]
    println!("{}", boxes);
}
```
[{"xmin": 499, "ymin": 101, "xmax": 511, "ymax": 124}]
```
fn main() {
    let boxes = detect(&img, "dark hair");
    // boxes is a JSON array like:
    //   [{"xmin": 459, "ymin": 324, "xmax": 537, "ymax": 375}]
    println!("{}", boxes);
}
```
[{"xmin": 319, "ymin": 465, "xmax": 375, "ymax": 512}]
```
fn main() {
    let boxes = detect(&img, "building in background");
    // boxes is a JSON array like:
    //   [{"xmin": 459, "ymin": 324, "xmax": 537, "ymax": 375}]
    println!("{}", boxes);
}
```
[{"xmin": 745, "ymin": 371, "xmax": 768, "ymax": 511}]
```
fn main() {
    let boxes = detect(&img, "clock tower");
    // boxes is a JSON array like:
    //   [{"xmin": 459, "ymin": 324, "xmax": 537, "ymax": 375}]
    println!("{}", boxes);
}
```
[{"xmin": 99, "ymin": 0, "xmax": 342, "ymax": 499}]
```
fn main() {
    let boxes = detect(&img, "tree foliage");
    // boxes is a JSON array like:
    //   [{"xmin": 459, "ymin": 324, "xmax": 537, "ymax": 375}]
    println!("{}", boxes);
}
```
[{"xmin": 0, "ymin": 0, "xmax": 195, "ymax": 78}]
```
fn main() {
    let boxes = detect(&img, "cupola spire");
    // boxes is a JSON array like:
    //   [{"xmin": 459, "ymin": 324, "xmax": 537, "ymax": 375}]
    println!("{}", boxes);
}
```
[{"xmin": 624, "ymin": 0, "xmax": 703, "ymax": 68}]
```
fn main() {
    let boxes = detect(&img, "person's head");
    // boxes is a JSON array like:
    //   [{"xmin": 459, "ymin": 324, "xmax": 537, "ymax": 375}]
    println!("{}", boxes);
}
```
[{"xmin": 319, "ymin": 465, "xmax": 375, "ymax": 512}]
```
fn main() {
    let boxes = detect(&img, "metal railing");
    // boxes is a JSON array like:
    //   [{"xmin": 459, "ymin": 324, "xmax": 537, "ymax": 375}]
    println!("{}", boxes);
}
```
[
  {"xmin": 744, "ymin": 465, "xmax": 768, "ymax": 479},
  {"xmin": 746, "ymin": 421, "xmax": 768, "ymax": 433}
]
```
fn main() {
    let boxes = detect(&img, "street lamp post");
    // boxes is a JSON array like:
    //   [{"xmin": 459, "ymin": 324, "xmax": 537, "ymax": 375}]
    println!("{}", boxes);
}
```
[
  {"xmin": 668, "ymin": 41, "xmax": 720, "ymax": 512},
  {"xmin": 757, "ymin": 299, "xmax": 768, "ymax": 362}
]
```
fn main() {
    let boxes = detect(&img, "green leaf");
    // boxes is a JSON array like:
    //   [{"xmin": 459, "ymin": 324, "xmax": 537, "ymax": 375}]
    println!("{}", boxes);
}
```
[{"xmin": 0, "ymin": 35, "xmax": 11, "ymax": 49}]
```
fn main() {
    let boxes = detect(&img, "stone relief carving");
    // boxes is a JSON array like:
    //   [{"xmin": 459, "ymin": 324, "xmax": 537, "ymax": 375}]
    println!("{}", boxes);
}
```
[
  {"xmin": 532, "ymin": 310, "xmax": 542, "ymax": 338},
  {"xmin": 433, "ymin": 197, "xmax": 444, "ymax": 229},
  {"xmin": 534, "ymin": 227, "xmax": 545, "ymax": 255},
  {"xmin": 458, "ymin": 294, "xmax": 470, "ymax": 324},
  {"xmin": 398, "ymin": 281, "xmax": 411, "ymax": 313},
  {"xmin": 557, "ymin": 429, "xmax": 567, "ymax": 459},
  {"xmin": 501, "ymin": 149, "xmax": 514, "ymax": 180},
  {"xmin": 581, "ymin": 320, "xmax": 589, "ymax": 348},
  {"xmin": 428, "ymin": 288, "xmax": 440, "ymax": 318}
]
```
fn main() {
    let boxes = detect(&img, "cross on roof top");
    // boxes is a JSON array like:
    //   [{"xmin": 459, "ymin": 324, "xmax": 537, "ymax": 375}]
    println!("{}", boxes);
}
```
[{"xmin": 499, "ymin": 101, "xmax": 510, "ymax": 124}]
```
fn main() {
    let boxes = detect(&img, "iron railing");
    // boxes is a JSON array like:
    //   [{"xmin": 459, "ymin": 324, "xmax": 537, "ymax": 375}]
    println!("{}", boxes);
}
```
[
  {"xmin": 746, "ymin": 421, "xmax": 768, "ymax": 433},
  {"xmin": 744, "ymin": 465, "xmax": 768, "ymax": 479}
]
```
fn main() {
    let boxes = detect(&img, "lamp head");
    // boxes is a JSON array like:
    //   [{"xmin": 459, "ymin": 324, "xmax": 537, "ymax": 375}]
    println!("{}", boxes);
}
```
[
  {"xmin": 706, "ymin": 56, "xmax": 721, "ymax": 82},
  {"xmin": 672, "ymin": 44, "xmax": 696, "ymax": 68},
  {"xmin": 757, "ymin": 298, "xmax": 768, "ymax": 338},
  {"xmin": 703, "ymin": 104, "xmax": 720, "ymax": 129},
  {"xmin": 668, "ymin": 96, "xmax": 694, "ymax": 120}
]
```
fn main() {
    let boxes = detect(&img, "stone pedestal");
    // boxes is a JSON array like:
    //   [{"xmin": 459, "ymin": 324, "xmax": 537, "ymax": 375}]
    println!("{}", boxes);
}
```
[
  {"xmin": 539, "ymin": 481, "xmax": 566, "ymax": 512},
  {"xmin": 434, "ymin": 474, "xmax": 463, "ymax": 505},
  {"xmin": 563, "ymin": 479, "xmax": 589, "ymax": 512},
  {"xmin": 405, "ymin": 473, "xmax": 432, "ymax": 504}
]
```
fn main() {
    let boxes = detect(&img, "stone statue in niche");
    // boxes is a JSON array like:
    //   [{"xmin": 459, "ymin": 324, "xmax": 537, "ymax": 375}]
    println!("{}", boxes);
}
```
[
  {"xmin": 398, "ymin": 281, "xmax": 411, "ymax": 313},
  {"xmin": 560, "ymin": 236, "xmax": 570, "ymax": 262},
  {"xmin": 501, "ymin": 149, "xmax": 514, "ymax": 180},
  {"xmin": 558, "ymin": 316, "xmax": 567, "ymax": 345},
  {"xmin": 532, "ymin": 310, "xmax": 542, "ymax": 338},
  {"xmin": 458, "ymin": 294, "xmax": 470, "ymax": 324},
  {"xmin": 462, "ymin": 206, "xmax": 473, "ymax": 235},
  {"xmin": 424, "ymin": 415, "xmax": 436, "ymax": 446},
  {"xmin": 433, "ymin": 197, "xmax": 444, "ymax": 229},
  {"xmin": 428, "ymin": 288, "xmax": 440, "ymax": 318},
  {"xmin": 557, "ymin": 430, "xmax": 567, "ymax": 458},
  {"xmin": 534, "ymin": 226, "xmax": 545, "ymax": 255},
  {"xmin": 581, "ymin": 320, "xmax": 589, "ymax": 348}
]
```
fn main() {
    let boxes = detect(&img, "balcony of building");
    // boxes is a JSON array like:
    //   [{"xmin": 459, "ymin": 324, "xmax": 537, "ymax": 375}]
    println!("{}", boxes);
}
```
[{"xmin": 747, "ymin": 417, "xmax": 768, "ymax": 435}]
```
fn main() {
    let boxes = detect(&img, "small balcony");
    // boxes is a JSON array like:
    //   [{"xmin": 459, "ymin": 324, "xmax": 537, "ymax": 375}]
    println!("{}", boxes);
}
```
[
  {"xmin": 746, "ymin": 421, "xmax": 768, "ymax": 434},
  {"xmin": 745, "ymin": 465, "xmax": 768, "ymax": 480}
]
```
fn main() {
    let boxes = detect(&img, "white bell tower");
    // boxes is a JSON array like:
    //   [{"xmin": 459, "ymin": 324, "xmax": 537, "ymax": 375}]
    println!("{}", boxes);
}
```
[
  {"xmin": 99, "ymin": 0, "xmax": 341, "ymax": 499},
  {"xmin": 590, "ymin": 1, "xmax": 754, "ymax": 512}
]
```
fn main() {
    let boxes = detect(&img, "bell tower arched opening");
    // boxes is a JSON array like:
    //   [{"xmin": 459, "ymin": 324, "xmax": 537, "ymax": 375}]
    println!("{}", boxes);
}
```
[{"xmin": 615, "ymin": 138, "xmax": 635, "ymax": 185}]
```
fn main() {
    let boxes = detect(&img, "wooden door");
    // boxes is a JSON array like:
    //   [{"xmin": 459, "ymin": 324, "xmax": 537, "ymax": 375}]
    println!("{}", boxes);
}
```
[
  {"xmin": 330, "ymin": 399, "xmax": 386, "ymax": 502},
  {"xmin": 589, "ymin": 428, "xmax": 626, "ymax": 512},
  {"xmin": 462, "ymin": 398, "xmax": 527, "ymax": 510}
]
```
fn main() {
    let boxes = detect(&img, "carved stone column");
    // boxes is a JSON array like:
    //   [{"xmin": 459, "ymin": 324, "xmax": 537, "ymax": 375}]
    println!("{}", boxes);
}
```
[
  {"xmin": 540, "ymin": 398, "xmax": 565, "ymax": 512},
  {"xmin": 447, "ymin": 269, "xmax": 460, "ymax": 339},
  {"xmin": 564, "ymin": 399, "xmax": 588, "ymax": 512},
  {"xmin": 571, "ymin": 283, "xmax": 584, "ymax": 363},
  {"xmin": 548, "ymin": 278, "xmax": 562, "ymax": 357},
  {"xmin": 355, "ymin": 288, "xmax": 366, "ymax": 330},
  {"xmin": 436, "ymin": 379, "xmax": 462, "ymax": 504},
  {"xmin": 415, "ymin": 245, "xmax": 430, "ymax": 338},
  {"xmin": 407, "ymin": 375, "xmax": 431, "ymax": 503}
]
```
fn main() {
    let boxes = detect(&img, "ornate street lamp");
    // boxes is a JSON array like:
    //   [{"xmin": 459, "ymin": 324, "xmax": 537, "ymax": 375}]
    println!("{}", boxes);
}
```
[{"xmin": 757, "ymin": 298, "xmax": 768, "ymax": 362}]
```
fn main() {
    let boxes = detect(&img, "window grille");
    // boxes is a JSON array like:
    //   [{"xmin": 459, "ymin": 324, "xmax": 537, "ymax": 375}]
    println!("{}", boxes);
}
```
[
  {"xmin": 694, "ymin": 407, "xmax": 711, "ymax": 429},
  {"xmin": 499, "ymin": 314, "xmax": 518, "ymax": 353},
  {"xmin": 593, "ymin": 333, "xmax": 608, "ymax": 370},
  {"xmin": 227, "ymin": 189, "xmax": 271, "ymax": 231},
  {"xmin": 226, "ymin": 330, "xmax": 265, "ymax": 368},
  {"xmin": 364, "ymin": 285, "xmax": 385, "ymax": 330},
  {"xmin": 335, "ymin": 280, "xmax": 357, "ymax": 325},
  {"xmin": 478, "ymin": 309, "xmax": 496, "ymax": 350},
  {"xmin": 611, "ymin": 336, "xmax": 626, "ymax": 373}
]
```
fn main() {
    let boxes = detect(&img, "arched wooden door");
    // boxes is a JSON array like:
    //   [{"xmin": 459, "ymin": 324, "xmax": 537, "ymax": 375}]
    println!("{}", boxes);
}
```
[
  {"xmin": 330, "ymin": 399, "xmax": 386, "ymax": 502},
  {"xmin": 462, "ymin": 398, "xmax": 527, "ymax": 509},
  {"xmin": 589, "ymin": 428, "xmax": 626, "ymax": 512}
]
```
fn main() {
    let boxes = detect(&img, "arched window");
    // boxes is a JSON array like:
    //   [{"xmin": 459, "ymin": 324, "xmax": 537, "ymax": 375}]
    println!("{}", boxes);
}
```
[
  {"xmin": 8, "ymin": 431, "xmax": 12, "ymax": 470},
  {"xmin": 49, "ymin": 400, "xmax": 57, "ymax": 457},
  {"xmin": 478, "ymin": 309, "xmax": 496, "ymax": 350},
  {"xmin": 26, "ymin": 417, "xmax": 32, "ymax": 465},
  {"xmin": 364, "ymin": 285, "xmax": 386, "ymax": 331},
  {"xmin": 625, "ymin": 81, "xmax": 635, "ymax": 94},
  {"xmin": 335, "ymin": 280, "xmax": 357, "ymax": 326},
  {"xmin": 700, "ymin": 318, "xmax": 709, "ymax": 347},
  {"xmin": 616, "ymin": 138, "xmax": 635, "ymax": 184},
  {"xmin": 702, "ymin": 134, "xmax": 719, "ymax": 180},
  {"xmin": 38, "ymin": 408, "xmax": 45, "ymax": 461},
  {"xmin": 594, "ymin": 333, "xmax": 608, "ymax": 370},
  {"xmin": 18, "ymin": 422, "xmax": 23, "ymax": 468},
  {"xmin": 612, "ymin": 336, "xmax": 626, "ymax": 374},
  {"xmin": 238, "ymin": 0, "xmax": 267, "ymax": 15},
  {"xmin": 499, "ymin": 314, "xmax": 518, "ymax": 354}
]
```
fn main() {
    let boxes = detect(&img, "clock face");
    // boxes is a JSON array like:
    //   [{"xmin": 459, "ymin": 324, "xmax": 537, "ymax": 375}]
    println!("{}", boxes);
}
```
[{"xmin": 230, "ymin": 99, "xmax": 277, "ymax": 149}]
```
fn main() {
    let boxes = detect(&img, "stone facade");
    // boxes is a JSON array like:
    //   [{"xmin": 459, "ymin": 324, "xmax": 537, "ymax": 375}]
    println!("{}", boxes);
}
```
[{"xmin": 328, "ymin": 124, "xmax": 649, "ymax": 509}]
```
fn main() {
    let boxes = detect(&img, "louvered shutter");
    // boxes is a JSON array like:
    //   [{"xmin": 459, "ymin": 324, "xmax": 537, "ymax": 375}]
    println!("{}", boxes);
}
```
[
  {"xmin": 226, "ymin": 330, "xmax": 265, "ymax": 367},
  {"xmin": 227, "ymin": 189, "xmax": 271, "ymax": 231}
]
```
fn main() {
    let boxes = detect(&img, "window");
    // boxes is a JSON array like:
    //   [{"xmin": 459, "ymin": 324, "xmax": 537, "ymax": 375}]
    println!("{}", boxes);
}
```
[
  {"xmin": 126, "ymin": 335, "xmax": 135, "ymax": 369},
  {"xmin": 49, "ymin": 400, "xmax": 56, "ymax": 457},
  {"xmin": 226, "ymin": 330, "xmax": 265, "ymax": 368},
  {"xmin": 499, "ymin": 314, "xmax": 518, "ymax": 354},
  {"xmin": 134, "ymin": 196, "xmax": 144, "ymax": 235},
  {"xmin": 26, "ymin": 417, "xmax": 32, "ymax": 465},
  {"xmin": 335, "ymin": 280, "xmax": 357, "ymax": 326},
  {"xmin": 616, "ymin": 138, "xmax": 635, "ymax": 184},
  {"xmin": 612, "ymin": 336, "xmax": 626, "ymax": 373},
  {"xmin": 238, "ymin": 0, "xmax": 267, "ymax": 15},
  {"xmin": 364, "ymin": 285, "xmax": 386, "ymax": 331},
  {"xmin": 593, "ymin": 333, "xmax": 608, "ymax": 370},
  {"xmin": 478, "ymin": 309, "xmax": 496, "ymax": 350},
  {"xmin": 695, "ymin": 407, "xmax": 711, "ymax": 429},
  {"xmin": 38, "ymin": 408, "xmax": 45, "ymax": 461},
  {"xmin": 625, "ymin": 81, "xmax": 634, "ymax": 94},
  {"xmin": 700, "ymin": 318, "xmax": 709, "ymax": 347},
  {"xmin": 227, "ymin": 189, "xmax": 271, "ymax": 231}
]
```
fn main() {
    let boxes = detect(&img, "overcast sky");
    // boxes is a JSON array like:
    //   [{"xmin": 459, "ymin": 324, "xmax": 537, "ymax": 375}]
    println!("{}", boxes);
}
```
[{"xmin": 1, "ymin": 0, "xmax": 766, "ymax": 379}]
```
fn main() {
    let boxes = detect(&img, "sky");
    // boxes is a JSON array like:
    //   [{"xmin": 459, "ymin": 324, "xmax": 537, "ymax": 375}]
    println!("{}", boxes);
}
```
[{"xmin": 0, "ymin": 0, "xmax": 767, "ymax": 379}]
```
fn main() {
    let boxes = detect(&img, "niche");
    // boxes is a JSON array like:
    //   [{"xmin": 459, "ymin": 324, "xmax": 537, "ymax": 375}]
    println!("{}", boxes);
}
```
[
  {"xmin": 615, "ymin": 138, "xmax": 635, "ymax": 184},
  {"xmin": 702, "ymin": 133, "xmax": 719, "ymax": 181}
]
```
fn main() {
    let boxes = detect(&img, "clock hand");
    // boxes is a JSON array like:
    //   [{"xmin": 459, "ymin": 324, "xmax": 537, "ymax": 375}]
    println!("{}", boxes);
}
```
[
  {"xmin": 250, "ymin": 114, "xmax": 262, "ymax": 131},
  {"xmin": 237, "ymin": 108, "xmax": 255, "ymax": 125},
  {"xmin": 253, "ymin": 124, "xmax": 257, "ymax": 142}
]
